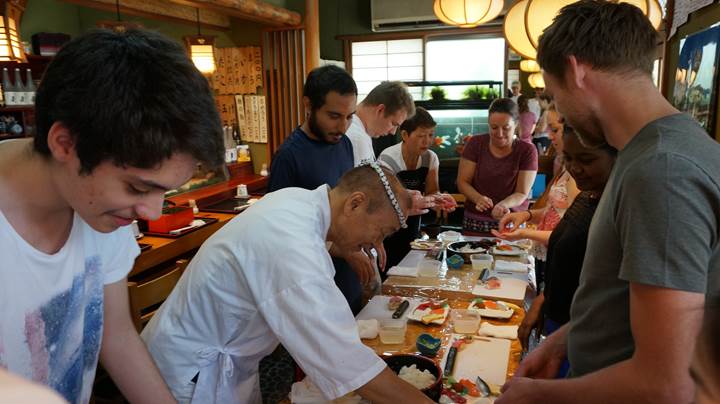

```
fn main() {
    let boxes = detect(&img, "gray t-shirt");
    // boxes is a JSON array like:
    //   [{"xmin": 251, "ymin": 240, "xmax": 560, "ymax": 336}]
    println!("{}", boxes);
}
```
[{"xmin": 567, "ymin": 113, "xmax": 720, "ymax": 376}]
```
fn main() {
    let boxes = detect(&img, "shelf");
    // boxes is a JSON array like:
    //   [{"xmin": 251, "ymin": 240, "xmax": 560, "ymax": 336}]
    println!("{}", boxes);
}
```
[
  {"xmin": 0, "ymin": 106, "xmax": 34, "ymax": 112},
  {"xmin": 0, "ymin": 133, "xmax": 28, "ymax": 141}
]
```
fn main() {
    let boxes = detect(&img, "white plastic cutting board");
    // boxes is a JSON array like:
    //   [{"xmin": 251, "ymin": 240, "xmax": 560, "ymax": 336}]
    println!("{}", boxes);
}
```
[
  {"xmin": 355, "ymin": 296, "xmax": 421, "ymax": 321},
  {"xmin": 439, "ymin": 334, "xmax": 511, "ymax": 386},
  {"xmin": 472, "ymin": 277, "xmax": 528, "ymax": 301}
]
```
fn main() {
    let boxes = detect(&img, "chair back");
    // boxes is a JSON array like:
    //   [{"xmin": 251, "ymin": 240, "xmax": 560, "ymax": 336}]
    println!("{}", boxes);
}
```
[{"xmin": 128, "ymin": 259, "xmax": 189, "ymax": 331}]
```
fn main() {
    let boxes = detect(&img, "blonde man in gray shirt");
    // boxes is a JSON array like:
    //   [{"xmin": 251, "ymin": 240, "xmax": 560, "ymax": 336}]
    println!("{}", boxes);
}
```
[{"xmin": 498, "ymin": 2, "xmax": 720, "ymax": 403}]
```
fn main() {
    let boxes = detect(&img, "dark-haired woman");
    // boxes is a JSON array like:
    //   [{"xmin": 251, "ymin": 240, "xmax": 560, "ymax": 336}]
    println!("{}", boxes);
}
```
[
  {"xmin": 379, "ymin": 107, "xmax": 442, "ymax": 269},
  {"xmin": 457, "ymin": 98, "xmax": 538, "ymax": 235},
  {"xmin": 517, "ymin": 127, "xmax": 617, "ymax": 378}
]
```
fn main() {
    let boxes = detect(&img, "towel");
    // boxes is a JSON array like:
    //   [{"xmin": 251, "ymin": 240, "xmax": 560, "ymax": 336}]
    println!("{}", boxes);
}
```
[
  {"xmin": 386, "ymin": 266, "xmax": 418, "ymax": 277},
  {"xmin": 494, "ymin": 260, "xmax": 528, "ymax": 273},
  {"xmin": 478, "ymin": 322, "xmax": 518, "ymax": 340},
  {"xmin": 357, "ymin": 319, "xmax": 379, "ymax": 339}
]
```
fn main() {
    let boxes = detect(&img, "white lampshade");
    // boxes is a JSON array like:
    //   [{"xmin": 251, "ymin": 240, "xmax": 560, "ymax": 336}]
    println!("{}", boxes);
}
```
[
  {"xmin": 503, "ymin": 0, "xmax": 536, "ymax": 60},
  {"xmin": 433, "ymin": 0, "xmax": 504, "ymax": 28},
  {"xmin": 520, "ymin": 59, "xmax": 541, "ymax": 72},
  {"xmin": 184, "ymin": 35, "xmax": 217, "ymax": 75},
  {"xmin": 528, "ymin": 72, "xmax": 545, "ymax": 88}
]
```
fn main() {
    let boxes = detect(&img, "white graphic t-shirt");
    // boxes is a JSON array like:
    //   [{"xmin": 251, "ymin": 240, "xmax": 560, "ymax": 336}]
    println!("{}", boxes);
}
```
[{"xmin": 0, "ymin": 211, "xmax": 139, "ymax": 404}]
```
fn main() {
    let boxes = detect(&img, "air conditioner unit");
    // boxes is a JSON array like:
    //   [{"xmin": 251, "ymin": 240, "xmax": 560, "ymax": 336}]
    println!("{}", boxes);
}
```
[{"xmin": 371, "ymin": 0, "xmax": 446, "ymax": 32}]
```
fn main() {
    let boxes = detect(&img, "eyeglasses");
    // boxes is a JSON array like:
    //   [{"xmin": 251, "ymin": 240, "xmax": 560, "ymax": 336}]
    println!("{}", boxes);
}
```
[{"xmin": 368, "ymin": 162, "xmax": 407, "ymax": 229}]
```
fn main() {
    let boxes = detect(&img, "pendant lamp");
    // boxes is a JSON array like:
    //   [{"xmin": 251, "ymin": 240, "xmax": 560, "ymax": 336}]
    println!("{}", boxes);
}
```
[
  {"xmin": 0, "ymin": 0, "xmax": 26, "ymax": 62},
  {"xmin": 520, "ymin": 59, "xmax": 541, "ymax": 72},
  {"xmin": 504, "ymin": 0, "xmax": 664, "ymax": 61},
  {"xmin": 528, "ymin": 72, "xmax": 545, "ymax": 88},
  {"xmin": 433, "ymin": 0, "xmax": 504, "ymax": 28},
  {"xmin": 184, "ymin": 8, "xmax": 216, "ymax": 75}
]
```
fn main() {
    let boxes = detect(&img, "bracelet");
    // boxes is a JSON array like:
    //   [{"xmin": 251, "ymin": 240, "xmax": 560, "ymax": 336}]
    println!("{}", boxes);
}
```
[{"xmin": 526, "ymin": 210, "xmax": 533, "ymax": 222}]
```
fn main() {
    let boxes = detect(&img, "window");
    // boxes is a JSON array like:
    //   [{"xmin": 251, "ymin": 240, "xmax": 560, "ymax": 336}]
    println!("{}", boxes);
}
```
[
  {"xmin": 425, "ymin": 37, "xmax": 505, "ymax": 99},
  {"xmin": 351, "ymin": 38, "xmax": 424, "ymax": 102}
]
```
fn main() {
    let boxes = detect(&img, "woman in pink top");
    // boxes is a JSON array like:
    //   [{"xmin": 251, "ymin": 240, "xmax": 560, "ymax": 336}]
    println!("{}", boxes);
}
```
[
  {"xmin": 517, "ymin": 95, "xmax": 537, "ymax": 144},
  {"xmin": 457, "ymin": 98, "xmax": 538, "ymax": 235}
]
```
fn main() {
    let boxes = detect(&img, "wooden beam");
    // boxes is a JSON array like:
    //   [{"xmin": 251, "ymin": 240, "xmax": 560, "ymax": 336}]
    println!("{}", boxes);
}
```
[
  {"xmin": 167, "ymin": 0, "xmax": 301, "ymax": 26},
  {"xmin": 61, "ymin": 0, "xmax": 231, "ymax": 30},
  {"xmin": 304, "ymin": 0, "xmax": 319, "ymax": 71}
]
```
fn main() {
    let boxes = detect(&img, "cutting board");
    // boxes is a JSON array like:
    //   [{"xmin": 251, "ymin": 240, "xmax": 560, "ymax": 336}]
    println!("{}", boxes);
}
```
[
  {"xmin": 355, "ymin": 296, "xmax": 422, "ymax": 321},
  {"xmin": 440, "ymin": 334, "xmax": 511, "ymax": 386},
  {"xmin": 472, "ymin": 277, "xmax": 528, "ymax": 302}
]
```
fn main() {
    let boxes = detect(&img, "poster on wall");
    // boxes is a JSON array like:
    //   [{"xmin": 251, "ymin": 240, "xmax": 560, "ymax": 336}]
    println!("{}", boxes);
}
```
[{"xmin": 672, "ymin": 23, "xmax": 720, "ymax": 135}]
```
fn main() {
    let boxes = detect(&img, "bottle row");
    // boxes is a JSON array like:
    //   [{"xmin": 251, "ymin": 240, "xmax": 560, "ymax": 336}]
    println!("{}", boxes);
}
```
[{"xmin": 2, "ymin": 67, "xmax": 36, "ymax": 107}]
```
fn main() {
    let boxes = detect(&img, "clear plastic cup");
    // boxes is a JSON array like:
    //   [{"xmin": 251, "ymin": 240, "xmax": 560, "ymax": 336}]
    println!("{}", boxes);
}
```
[
  {"xmin": 471, "ymin": 253, "xmax": 493, "ymax": 271},
  {"xmin": 417, "ymin": 259, "xmax": 441, "ymax": 277},
  {"xmin": 379, "ymin": 319, "xmax": 407, "ymax": 344},
  {"xmin": 451, "ymin": 309, "xmax": 481, "ymax": 334}
]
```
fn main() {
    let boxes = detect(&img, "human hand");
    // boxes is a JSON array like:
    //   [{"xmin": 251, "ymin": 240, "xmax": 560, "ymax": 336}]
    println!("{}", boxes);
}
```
[
  {"xmin": 344, "ymin": 250, "xmax": 375, "ymax": 285},
  {"xmin": 491, "ymin": 204, "xmax": 510, "ymax": 220},
  {"xmin": 495, "ymin": 377, "xmax": 542, "ymax": 404},
  {"xmin": 498, "ymin": 211, "xmax": 529, "ymax": 233},
  {"xmin": 474, "ymin": 195, "xmax": 494, "ymax": 212},
  {"xmin": 408, "ymin": 190, "xmax": 434, "ymax": 216},
  {"xmin": 518, "ymin": 296, "xmax": 544, "ymax": 351},
  {"xmin": 491, "ymin": 227, "xmax": 527, "ymax": 241},
  {"xmin": 512, "ymin": 329, "xmax": 567, "ymax": 379},
  {"xmin": 431, "ymin": 193, "xmax": 457, "ymax": 213}
]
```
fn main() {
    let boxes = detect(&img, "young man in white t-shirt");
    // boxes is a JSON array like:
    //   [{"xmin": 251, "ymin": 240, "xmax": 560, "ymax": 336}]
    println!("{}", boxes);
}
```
[
  {"xmin": 0, "ymin": 29, "xmax": 224, "ymax": 404},
  {"xmin": 346, "ymin": 81, "xmax": 415, "ymax": 166}
]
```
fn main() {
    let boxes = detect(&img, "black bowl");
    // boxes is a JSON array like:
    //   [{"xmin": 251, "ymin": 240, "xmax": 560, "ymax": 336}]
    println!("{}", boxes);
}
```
[
  {"xmin": 382, "ymin": 353, "xmax": 442, "ymax": 400},
  {"xmin": 422, "ymin": 224, "xmax": 442, "ymax": 240},
  {"xmin": 447, "ymin": 241, "xmax": 489, "ymax": 264}
]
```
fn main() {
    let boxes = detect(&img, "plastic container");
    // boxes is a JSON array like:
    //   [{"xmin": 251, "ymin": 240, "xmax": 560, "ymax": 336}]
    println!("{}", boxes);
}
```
[
  {"xmin": 417, "ymin": 259, "xmax": 441, "ymax": 277},
  {"xmin": 147, "ymin": 205, "xmax": 194, "ymax": 233},
  {"xmin": 471, "ymin": 253, "xmax": 494, "ymax": 271},
  {"xmin": 451, "ymin": 309, "xmax": 481, "ymax": 334},
  {"xmin": 379, "ymin": 319, "xmax": 407, "ymax": 344}
]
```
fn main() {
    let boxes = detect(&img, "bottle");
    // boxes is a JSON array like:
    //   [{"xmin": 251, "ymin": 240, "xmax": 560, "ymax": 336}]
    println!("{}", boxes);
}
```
[
  {"xmin": 260, "ymin": 163, "xmax": 268, "ymax": 177},
  {"xmin": 3, "ymin": 68, "xmax": 15, "ymax": 106},
  {"xmin": 25, "ymin": 69, "xmax": 35, "ymax": 105},
  {"xmin": 13, "ymin": 68, "xmax": 25, "ymax": 106}
]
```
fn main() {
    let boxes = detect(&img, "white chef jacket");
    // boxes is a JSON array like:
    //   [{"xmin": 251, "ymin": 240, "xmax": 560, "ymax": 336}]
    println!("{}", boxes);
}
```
[
  {"xmin": 141, "ymin": 185, "xmax": 386, "ymax": 404},
  {"xmin": 346, "ymin": 115, "xmax": 376, "ymax": 167}
]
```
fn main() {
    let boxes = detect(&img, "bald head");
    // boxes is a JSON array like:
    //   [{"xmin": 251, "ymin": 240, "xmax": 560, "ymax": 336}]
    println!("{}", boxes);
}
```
[{"xmin": 335, "ymin": 165, "xmax": 409, "ymax": 217}]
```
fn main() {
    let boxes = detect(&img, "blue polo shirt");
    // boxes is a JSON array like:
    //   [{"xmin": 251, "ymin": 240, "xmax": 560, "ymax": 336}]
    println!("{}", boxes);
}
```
[{"xmin": 268, "ymin": 127, "xmax": 354, "ymax": 192}]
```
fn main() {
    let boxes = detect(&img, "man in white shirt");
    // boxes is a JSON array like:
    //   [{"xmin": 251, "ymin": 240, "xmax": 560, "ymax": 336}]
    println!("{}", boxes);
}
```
[
  {"xmin": 0, "ymin": 30, "xmax": 224, "ymax": 404},
  {"xmin": 142, "ymin": 164, "xmax": 434, "ymax": 404},
  {"xmin": 346, "ymin": 81, "xmax": 415, "ymax": 167}
]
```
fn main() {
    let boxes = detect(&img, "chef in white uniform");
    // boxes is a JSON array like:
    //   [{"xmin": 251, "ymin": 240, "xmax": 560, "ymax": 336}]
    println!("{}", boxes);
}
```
[{"xmin": 141, "ymin": 163, "xmax": 433, "ymax": 404}]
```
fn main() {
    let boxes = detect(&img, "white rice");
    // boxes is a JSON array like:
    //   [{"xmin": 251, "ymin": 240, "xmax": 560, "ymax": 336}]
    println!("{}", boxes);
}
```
[{"xmin": 397, "ymin": 364, "xmax": 436, "ymax": 390}]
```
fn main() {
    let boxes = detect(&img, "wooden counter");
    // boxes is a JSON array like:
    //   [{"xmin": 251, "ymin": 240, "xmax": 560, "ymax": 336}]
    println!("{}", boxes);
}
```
[
  {"xmin": 363, "ymin": 297, "xmax": 524, "ymax": 382},
  {"xmin": 382, "ymin": 249, "xmax": 531, "ymax": 305},
  {"xmin": 131, "ymin": 167, "xmax": 267, "ymax": 278},
  {"xmin": 132, "ymin": 212, "xmax": 235, "ymax": 277}
]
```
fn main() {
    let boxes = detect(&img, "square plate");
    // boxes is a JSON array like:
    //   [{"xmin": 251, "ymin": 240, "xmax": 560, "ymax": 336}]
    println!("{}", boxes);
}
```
[
  {"xmin": 467, "ymin": 298, "xmax": 514, "ymax": 319},
  {"xmin": 407, "ymin": 301, "xmax": 450, "ymax": 325}
]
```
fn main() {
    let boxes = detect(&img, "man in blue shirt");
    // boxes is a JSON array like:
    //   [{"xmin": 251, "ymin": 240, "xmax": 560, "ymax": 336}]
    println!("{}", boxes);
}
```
[
  {"xmin": 268, "ymin": 65, "xmax": 366, "ymax": 313},
  {"xmin": 267, "ymin": 66, "xmax": 355, "ymax": 192}
]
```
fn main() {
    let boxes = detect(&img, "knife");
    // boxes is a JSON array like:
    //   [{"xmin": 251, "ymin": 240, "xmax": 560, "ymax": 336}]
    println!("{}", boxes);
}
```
[
  {"xmin": 443, "ymin": 345, "xmax": 457, "ymax": 377},
  {"xmin": 391, "ymin": 300, "xmax": 409, "ymax": 319}
]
